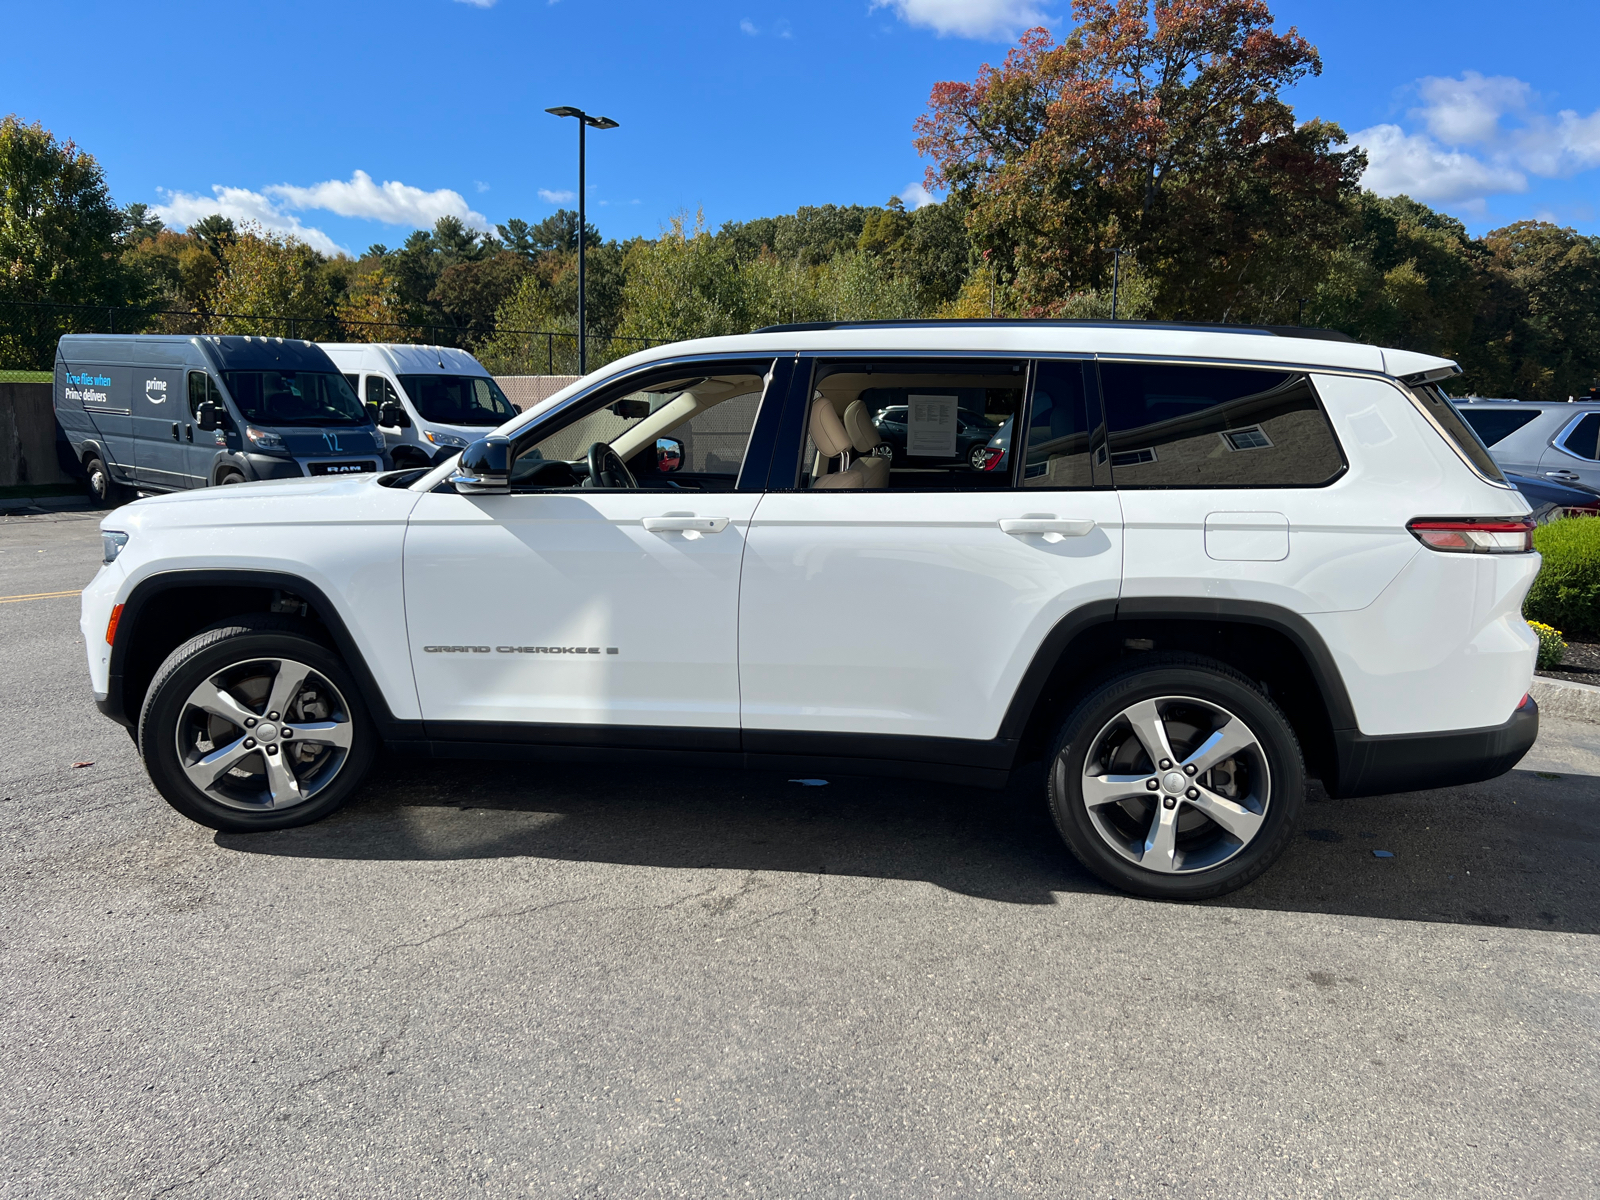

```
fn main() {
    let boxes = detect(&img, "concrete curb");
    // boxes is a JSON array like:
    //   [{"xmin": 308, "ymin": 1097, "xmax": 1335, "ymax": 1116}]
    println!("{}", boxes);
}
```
[{"xmin": 1531, "ymin": 676, "xmax": 1600, "ymax": 724}]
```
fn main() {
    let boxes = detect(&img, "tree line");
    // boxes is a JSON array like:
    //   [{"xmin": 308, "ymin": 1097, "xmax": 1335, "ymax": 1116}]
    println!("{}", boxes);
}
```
[{"xmin": 3, "ymin": 0, "xmax": 1597, "ymax": 397}]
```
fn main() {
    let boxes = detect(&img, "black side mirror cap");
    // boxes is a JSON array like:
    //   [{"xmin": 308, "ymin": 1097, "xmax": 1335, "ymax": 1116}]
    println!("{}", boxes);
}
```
[
  {"xmin": 196, "ymin": 402, "xmax": 220, "ymax": 432},
  {"xmin": 378, "ymin": 401, "xmax": 411, "ymax": 428},
  {"xmin": 451, "ymin": 435, "xmax": 511, "ymax": 494}
]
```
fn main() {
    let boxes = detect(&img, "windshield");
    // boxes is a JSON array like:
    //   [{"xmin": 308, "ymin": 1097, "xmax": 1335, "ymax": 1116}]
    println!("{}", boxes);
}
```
[
  {"xmin": 398, "ymin": 374, "xmax": 517, "ymax": 427},
  {"xmin": 222, "ymin": 371, "xmax": 368, "ymax": 427}
]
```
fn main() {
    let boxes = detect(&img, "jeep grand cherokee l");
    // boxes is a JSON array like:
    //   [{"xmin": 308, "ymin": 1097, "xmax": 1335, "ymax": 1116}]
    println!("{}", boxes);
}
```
[{"xmin": 81, "ymin": 321, "xmax": 1541, "ymax": 900}]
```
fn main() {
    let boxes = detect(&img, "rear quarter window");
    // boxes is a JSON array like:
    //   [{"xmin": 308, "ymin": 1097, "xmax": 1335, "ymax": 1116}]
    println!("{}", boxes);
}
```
[
  {"xmin": 1410, "ymin": 383, "xmax": 1506, "ymax": 483},
  {"xmin": 1098, "ymin": 362, "xmax": 1345, "ymax": 488}
]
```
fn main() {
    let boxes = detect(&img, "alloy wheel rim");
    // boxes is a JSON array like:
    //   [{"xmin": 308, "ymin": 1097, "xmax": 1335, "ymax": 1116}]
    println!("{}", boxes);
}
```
[
  {"xmin": 174, "ymin": 657, "xmax": 354, "ymax": 812},
  {"xmin": 1074, "ymin": 695, "xmax": 1270, "ymax": 874}
]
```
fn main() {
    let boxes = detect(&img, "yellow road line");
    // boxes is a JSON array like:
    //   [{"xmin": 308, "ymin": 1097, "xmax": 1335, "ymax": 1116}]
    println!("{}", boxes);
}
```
[{"xmin": 0, "ymin": 589, "xmax": 83, "ymax": 604}]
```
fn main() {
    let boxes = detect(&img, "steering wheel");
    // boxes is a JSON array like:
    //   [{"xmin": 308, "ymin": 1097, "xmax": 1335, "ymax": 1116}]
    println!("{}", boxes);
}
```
[{"xmin": 585, "ymin": 442, "xmax": 638, "ymax": 489}]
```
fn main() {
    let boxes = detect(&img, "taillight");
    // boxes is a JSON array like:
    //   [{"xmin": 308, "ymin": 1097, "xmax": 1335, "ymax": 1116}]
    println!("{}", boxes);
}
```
[
  {"xmin": 977, "ymin": 447, "xmax": 1005, "ymax": 472},
  {"xmin": 1407, "ymin": 517, "xmax": 1535, "ymax": 554}
]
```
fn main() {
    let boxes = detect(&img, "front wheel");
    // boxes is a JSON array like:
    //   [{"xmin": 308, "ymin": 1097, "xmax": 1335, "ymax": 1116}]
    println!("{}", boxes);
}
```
[
  {"xmin": 1046, "ymin": 655, "xmax": 1305, "ymax": 900},
  {"xmin": 138, "ymin": 617, "xmax": 376, "ymax": 832}
]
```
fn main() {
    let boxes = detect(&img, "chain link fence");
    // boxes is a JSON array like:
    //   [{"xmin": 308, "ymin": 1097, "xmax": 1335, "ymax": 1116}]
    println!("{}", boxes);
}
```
[{"xmin": 0, "ymin": 299, "xmax": 661, "ymax": 376}]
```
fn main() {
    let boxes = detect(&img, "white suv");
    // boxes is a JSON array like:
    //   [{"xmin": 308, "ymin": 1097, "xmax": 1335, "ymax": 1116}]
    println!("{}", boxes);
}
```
[{"xmin": 81, "ymin": 322, "xmax": 1542, "ymax": 899}]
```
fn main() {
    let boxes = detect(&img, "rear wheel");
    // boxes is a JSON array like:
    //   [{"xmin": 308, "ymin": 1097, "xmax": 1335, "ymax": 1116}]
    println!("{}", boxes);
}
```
[
  {"xmin": 84, "ymin": 455, "xmax": 127, "ymax": 507},
  {"xmin": 1046, "ymin": 655, "xmax": 1304, "ymax": 900},
  {"xmin": 138, "ymin": 617, "xmax": 375, "ymax": 832}
]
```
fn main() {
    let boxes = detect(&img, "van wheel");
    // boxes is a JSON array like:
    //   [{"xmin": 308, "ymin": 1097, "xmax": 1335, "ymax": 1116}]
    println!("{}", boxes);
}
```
[
  {"xmin": 217, "ymin": 470, "xmax": 246, "ymax": 485},
  {"xmin": 1046, "ymin": 654, "xmax": 1305, "ymax": 900},
  {"xmin": 85, "ymin": 456, "xmax": 125, "ymax": 507},
  {"xmin": 138, "ymin": 616, "xmax": 376, "ymax": 832}
]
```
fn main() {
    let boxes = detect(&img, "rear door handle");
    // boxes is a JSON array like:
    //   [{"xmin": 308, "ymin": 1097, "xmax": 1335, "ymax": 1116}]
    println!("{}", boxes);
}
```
[
  {"xmin": 643, "ymin": 515, "xmax": 730, "ymax": 535},
  {"xmin": 170, "ymin": 422, "xmax": 181, "ymax": 441},
  {"xmin": 999, "ymin": 517, "xmax": 1096, "ymax": 539}
]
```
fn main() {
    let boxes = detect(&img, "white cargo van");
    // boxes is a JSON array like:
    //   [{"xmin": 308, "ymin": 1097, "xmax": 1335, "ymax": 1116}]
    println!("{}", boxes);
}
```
[{"xmin": 319, "ymin": 344, "xmax": 518, "ymax": 468}]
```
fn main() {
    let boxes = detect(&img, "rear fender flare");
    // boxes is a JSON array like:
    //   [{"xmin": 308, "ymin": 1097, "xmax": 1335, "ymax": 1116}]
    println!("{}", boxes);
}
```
[{"xmin": 997, "ymin": 597, "xmax": 1357, "ymax": 742}]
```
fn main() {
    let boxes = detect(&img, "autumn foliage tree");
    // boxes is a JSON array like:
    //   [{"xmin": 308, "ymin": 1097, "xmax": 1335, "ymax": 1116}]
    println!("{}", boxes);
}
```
[{"xmin": 914, "ymin": 0, "xmax": 1365, "ymax": 322}]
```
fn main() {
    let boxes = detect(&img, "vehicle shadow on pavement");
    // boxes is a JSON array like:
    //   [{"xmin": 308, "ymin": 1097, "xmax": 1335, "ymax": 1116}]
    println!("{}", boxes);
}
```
[{"xmin": 219, "ymin": 757, "xmax": 1600, "ymax": 935}]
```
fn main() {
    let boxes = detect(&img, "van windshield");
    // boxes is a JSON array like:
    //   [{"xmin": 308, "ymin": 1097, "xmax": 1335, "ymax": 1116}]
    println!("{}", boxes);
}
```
[
  {"xmin": 397, "ymin": 374, "xmax": 517, "ymax": 426},
  {"xmin": 222, "ymin": 371, "xmax": 368, "ymax": 426}
]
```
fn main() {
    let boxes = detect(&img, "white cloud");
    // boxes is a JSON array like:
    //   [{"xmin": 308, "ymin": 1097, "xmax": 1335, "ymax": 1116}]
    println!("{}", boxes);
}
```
[
  {"xmin": 475, "ymin": 180, "xmax": 490, "ymax": 193},
  {"xmin": 151, "ymin": 186, "xmax": 345, "ymax": 256},
  {"xmin": 870, "ymin": 0, "xmax": 1051, "ymax": 40},
  {"xmin": 1412, "ymin": 71, "xmax": 1531, "ymax": 144},
  {"xmin": 1347, "ymin": 124, "xmax": 1526, "ymax": 204},
  {"xmin": 740, "ymin": 18, "xmax": 758, "ymax": 35},
  {"xmin": 899, "ymin": 181, "xmax": 937, "ymax": 209},
  {"xmin": 264, "ymin": 170, "xmax": 488, "ymax": 232},
  {"xmin": 454, "ymin": 0, "xmax": 496, "ymax": 7},
  {"xmin": 538, "ymin": 188, "xmax": 576, "ymax": 204},
  {"xmin": 1352, "ymin": 72, "xmax": 1600, "ymax": 210},
  {"xmin": 1515, "ymin": 108, "xmax": 1600, "ymax": 178}
]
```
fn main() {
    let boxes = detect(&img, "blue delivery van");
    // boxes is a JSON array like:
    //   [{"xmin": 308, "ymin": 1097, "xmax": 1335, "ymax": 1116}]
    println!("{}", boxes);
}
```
[{"xmin": 55, "ymin": 334, "xmax": 390, "ymax": 505}]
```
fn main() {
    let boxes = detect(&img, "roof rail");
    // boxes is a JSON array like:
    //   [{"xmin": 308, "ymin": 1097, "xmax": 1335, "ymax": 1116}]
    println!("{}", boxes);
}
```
[{"xmin": 749, "ymin": 318, "xmax": 1357, "ymax": 343}]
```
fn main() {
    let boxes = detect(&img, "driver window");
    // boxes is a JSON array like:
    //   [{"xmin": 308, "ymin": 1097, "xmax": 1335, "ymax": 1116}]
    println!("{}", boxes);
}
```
[{"xmin": 510, "ymin": 364, "xmax": 771, "ymax": 491}]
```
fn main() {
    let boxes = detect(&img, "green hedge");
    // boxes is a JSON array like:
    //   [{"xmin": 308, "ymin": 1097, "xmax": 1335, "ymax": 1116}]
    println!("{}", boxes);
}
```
[
  {"xmin": 1525, "ymin": 518, "xmax": 1600, "ymax": 637},
  {"xmin": 0, "ymin": 370, "xmax": 52, "ymax": 383}
]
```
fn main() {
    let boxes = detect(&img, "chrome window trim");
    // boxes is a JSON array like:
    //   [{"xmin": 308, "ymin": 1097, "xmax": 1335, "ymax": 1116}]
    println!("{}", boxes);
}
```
[{"xmin": 1552, "ymin": 411, "xmax": 1600, "ymax": 461}]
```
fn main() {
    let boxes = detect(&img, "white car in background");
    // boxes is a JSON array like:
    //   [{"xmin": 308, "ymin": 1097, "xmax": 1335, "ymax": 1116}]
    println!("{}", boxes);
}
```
[{"xmin": 321, "ymin": 343, "xmax": 520, "ymax": 469}]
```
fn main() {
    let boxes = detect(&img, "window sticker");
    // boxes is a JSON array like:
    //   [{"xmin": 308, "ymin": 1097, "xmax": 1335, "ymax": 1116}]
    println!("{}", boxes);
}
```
[{"xmin": 906, "ymin": 394, "xmax": 958, "ymax": 457}]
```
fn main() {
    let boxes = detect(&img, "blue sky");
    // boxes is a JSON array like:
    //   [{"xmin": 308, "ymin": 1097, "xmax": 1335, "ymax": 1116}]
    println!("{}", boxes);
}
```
[{"xmin": 7, "ymin": 0, "xmax": 1598, "ymax": 256}]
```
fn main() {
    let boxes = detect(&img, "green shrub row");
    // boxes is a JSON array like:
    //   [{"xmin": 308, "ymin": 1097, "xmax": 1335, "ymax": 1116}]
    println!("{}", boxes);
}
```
[{"xmin": 1525, "ymin": 517, "xmax": 1600, "ymax": 638}]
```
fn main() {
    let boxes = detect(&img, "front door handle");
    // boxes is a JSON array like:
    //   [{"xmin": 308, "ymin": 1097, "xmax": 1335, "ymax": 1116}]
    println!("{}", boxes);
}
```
[
  {"xmin": 1545, "ymin": 470, "xmax": 1581, "ymax": 483},
  {"xmin": 1000, "ymin": 517, "xmax": 1096, "ymax": 539},
  {"xmin": 185, "ymin": 424, "xmax": 194, "ymax": 442},
  {"xmin": 643, "ymin": 515, "xmax": 730, "ymax": 535}
]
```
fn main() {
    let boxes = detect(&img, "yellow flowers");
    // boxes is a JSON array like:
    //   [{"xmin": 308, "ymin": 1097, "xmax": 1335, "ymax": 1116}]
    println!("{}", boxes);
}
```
[{"xmin": 1528, "ymin": 621, "xmax": 1567, "ymax": 671}]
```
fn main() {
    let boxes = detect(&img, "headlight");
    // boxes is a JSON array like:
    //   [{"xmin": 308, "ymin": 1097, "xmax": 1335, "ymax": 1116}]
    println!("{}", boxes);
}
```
[
  {"xmin": 102, "ymin": 531, "xmax": 129, "ymax": 563},
  {"xmin": 424, "ymin": 430, "xmax": 469, "ymax": 449},
  {"xmin": 245, "ymin": 426, "xmax": 285, "ymax": 450}
]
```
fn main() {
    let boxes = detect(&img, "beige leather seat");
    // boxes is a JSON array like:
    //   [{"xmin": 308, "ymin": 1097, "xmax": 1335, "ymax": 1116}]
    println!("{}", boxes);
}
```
[
  {"xmin": 843, "ymin": 400, "xmax": 890, "ymax": 488},
  {"xmin": 809, "ymin": 398, "xmax": 866, "ymax": 489}
]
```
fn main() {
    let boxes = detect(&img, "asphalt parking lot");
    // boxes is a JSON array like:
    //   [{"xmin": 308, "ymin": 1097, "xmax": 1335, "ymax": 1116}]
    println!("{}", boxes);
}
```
[{"xmin": 2, "ymin": 509, "xmax": 1597, "ymax": 1199}]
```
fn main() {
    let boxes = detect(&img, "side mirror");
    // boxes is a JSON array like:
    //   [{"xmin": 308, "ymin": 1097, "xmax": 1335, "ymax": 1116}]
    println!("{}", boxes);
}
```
[
  {"xmin": 655, "ymin": 437, "xmax": 684, "ymax": 473},
  {"xmin": 450, "ymin": 435, "xmax": 511, "ymax": 494},
  {"xmin": 196, "ymin": 402, "xmax": 220, "ymax": 432},
  {"xmin": 379, "ymin": 401, "xmax": 411, "ymax": 428}
]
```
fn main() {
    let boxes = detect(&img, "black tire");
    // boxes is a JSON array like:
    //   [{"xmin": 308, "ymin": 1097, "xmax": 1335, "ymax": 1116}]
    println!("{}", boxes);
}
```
[
  {"xmin": 137, "ymin": 616, "xmax": 376, "ymax": 832},
  {"xmin": 84, "ymin": 455, "xmax": 127, "ymax": 507},
  {"xmin": 1046, "ymin": 654, "xmax": 1305, "ymax": 900},
  {"xmin": 216, "ymin": 470, "xmax": 246, "ymax": 486}
]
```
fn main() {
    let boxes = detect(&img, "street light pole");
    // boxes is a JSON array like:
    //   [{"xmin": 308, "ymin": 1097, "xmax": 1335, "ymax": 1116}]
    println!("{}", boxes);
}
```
[{"xmin": 545, "ymin": 106, "xmax": 619, "ymax": 376}]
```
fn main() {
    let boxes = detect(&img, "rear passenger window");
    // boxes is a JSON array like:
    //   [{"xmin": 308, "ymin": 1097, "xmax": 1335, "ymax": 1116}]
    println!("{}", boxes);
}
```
[
  {"xmin": 1458, "ymin": 407, "xmax": 1541, "ymax": 447},
  {"xmin": 1020, "ymin": 361, "xmax": 1098, "ymax": 488},
  {"xmin": 1558, "ymin": 413, "xmax": 1600, "ymax": 461},
  {"xmin": 795, "ymin": 359, "xmax": 1025, "ymax": 490},
  {"xmin": 1098, "ymin": 363, "xmax": 1345, "ymax": 488}
]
